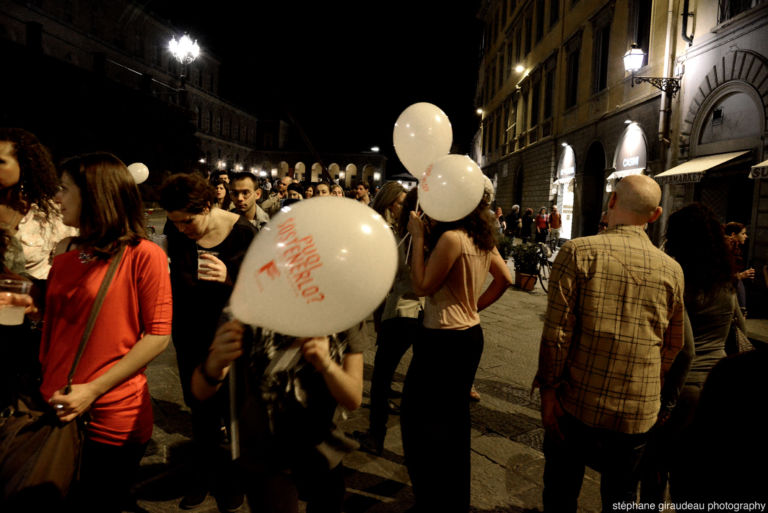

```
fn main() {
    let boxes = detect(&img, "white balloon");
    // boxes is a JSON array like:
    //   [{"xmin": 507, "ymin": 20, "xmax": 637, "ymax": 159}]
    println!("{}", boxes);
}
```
[
  {"xmin": 127, "ymin": 162, "xmax": 149, "ymax": 184},
  {"xmin": 230, "ymin": 198, "xmax": 398, "ymax": 337},
  {"xmin": 418, "ymin": 155, "xmax": 485, "ymax": 222},
  {"xmin": 393, "ymin": 102, "xmax": 452, "ymax": 176}
]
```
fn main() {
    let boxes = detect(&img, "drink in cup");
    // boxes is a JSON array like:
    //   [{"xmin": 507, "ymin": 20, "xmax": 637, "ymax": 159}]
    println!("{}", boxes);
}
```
[
  {"xmin": 197, "ymin": 249, "xmax": 219, "ymax": 279},
  {"xmin": 0, "ymin": 277, "xmax": 33, "ymax": 326}
]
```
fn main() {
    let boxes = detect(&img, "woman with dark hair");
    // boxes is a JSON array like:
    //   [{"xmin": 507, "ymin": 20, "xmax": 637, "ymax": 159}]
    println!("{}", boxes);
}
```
[
  {"xmin": 40, "ymin": 152, "xmax": 172, "ymax": 512},
  {"xmin": 159, "ymin": 173, "xmax": 256, "ymax": 510},
  {"xmin": 0, "ymin": 128, "xmax": 75, "ymax": 277},
  {"xmin": 402, "ymin": 192, "xmax": 513, "ymax": 512},
  {"xmin": 724, "ymin": 221, "xmax": 754, "ymax": 314},
  {"xmin": 640, "ymin": 203, "xmax": 742, "ymax": 503},
  {"xmin": 520, "ymin": 207, "xmax": 534, "ymax": 242},
  {"xmin": 0, "ymin": 128, "xmax": 59, "ymax": 217},
  {"xmin": 355, "ymin": 182, "xmax": 419, "ymax": 455},
  {"xmin": 534, "ymin": 206, "xmax": 549, "ymax": 243},
  {"xmin": 212, "ymin": 178, "xmax": 233, "ymax": 211}
]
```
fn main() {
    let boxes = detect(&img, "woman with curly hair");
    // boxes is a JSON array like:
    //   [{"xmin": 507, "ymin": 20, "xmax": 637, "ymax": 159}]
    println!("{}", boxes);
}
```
[
  {"xmin": 640, "ymin": 202, "xmax": 743, "ymax": 503},
  {"xmin": 0, "ymin": 128, "xmax": 75, "ymax": 278},
  {"xmin": 402, "ymin": 191, "xmax": 513, "ymax": 512}
]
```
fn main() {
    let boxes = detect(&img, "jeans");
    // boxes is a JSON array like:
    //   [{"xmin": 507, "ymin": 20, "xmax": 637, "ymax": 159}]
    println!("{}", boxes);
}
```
[
  {"xmin": 542, "ymin": 413, "xmax": 648, "ymax": 513},
  {"xmin": 369, "ymin": 317, "xmax": 420, "ymax": 441}
]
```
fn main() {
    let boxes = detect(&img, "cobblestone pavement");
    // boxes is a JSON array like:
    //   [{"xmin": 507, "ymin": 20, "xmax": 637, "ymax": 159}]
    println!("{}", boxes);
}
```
[{"xmin": 131, "ymin": 226, "xmax": 602, "ymax": 512}]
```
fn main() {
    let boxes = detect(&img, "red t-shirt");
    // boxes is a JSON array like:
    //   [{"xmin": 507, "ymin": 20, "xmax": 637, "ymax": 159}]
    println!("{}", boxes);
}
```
[
  {"xmin": 40, "ymin": 240, "xmax": 172, "ymax": 445},
  {"xmin": 535, "ymin": 214, "xmax": 549, "ymax": 229}
]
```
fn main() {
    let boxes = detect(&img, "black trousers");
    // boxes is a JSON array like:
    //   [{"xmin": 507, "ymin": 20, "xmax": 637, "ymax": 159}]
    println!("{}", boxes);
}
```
[
  {"xmin": 71, "ymin": 438, "xmax": 148, "ymax": 513},
  {"xmin": 242, "ymin": 452, "xmax": 346, "ymax": 513},
  {"xmin": 368, "ymin": 317, "xmax": 420, "ymax": 440},
  {"xmin": 542, "ymin": 413, "xmax": 648, "ymax": 513},
  {"xmin": 401, "ymin": 325, "xmax": 484, "ymax": 513}
]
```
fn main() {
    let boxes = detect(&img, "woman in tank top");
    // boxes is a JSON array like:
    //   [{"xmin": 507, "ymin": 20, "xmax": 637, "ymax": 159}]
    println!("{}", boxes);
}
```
[{"xmin": 401, "ymin": 190, "xmax": 513, "ymax": 512}]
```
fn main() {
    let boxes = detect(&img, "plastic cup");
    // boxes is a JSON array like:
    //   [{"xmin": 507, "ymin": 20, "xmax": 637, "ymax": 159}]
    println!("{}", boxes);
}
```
[
  {"xmin": 197, "ymin": 250, "xmax": 219, "ymax": 280},
  {"xmin": 0, "ymin": 277, "xmax": 33, "ymax": 326}
]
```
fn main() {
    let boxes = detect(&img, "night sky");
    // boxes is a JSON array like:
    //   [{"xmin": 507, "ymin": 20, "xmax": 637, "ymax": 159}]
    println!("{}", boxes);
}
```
[{"xmin": 146, "ymin": 1, "xmax": 483, "ymax": 173}]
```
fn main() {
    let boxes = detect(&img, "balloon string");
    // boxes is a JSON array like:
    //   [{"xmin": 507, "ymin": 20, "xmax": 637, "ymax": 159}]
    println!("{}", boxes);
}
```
[
  {"xmin": 397, "ymin": 211, "xmax": 425, "ymax": 248},
  {"xmin": 403, "ymin": 211, "xmax": 424, "ymax": 262}
]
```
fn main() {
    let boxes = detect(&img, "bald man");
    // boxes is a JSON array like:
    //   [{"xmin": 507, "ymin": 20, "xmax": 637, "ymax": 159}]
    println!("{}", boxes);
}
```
[{"xmin": 534, "ymin": 175, "xmax": 685, "ymax": 512}]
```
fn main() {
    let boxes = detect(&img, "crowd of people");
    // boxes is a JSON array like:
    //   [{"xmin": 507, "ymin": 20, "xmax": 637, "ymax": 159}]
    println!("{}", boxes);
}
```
[
  {"xmin": 501, "ymin": 204, "xmax": 563, "ymax": 248},
  {"xmin": 1, "ymin": 127, "xmax": 766, "ymax": 513}
]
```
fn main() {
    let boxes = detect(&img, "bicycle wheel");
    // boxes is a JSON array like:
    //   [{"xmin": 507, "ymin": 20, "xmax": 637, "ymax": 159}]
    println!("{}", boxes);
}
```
[{"xmin": 538, "ymin": 257, "xmax": 551, "ymax": 292}]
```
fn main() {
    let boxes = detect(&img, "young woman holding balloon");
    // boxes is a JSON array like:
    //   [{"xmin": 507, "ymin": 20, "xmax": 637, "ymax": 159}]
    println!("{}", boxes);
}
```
[{"xmin": 401, "ymin": 182, "xmax": 513, "ymax": 512}]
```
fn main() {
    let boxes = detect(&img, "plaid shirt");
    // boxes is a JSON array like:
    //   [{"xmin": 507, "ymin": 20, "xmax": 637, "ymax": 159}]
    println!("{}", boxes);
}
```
[{"xmin": 535, "ymin": 225, "xmax": 685, "ymax": 434}]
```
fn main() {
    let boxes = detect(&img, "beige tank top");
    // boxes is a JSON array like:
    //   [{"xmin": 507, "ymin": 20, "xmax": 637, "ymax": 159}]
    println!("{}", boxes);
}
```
[{"xmin": 423, "ymin": 230, "xmax": 492, "ymax": 330}]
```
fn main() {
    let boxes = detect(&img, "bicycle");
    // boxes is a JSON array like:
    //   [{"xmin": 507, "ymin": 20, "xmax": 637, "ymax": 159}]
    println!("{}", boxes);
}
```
[{"xmin": 535, "ymin": 243, "xmax": 552, "ymax": 293}]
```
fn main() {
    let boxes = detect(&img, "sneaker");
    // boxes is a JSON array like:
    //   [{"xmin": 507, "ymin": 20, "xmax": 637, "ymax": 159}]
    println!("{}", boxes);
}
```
[{"xmin": 179, "ymin": 489, "xmax": 208, "ymax": 509}]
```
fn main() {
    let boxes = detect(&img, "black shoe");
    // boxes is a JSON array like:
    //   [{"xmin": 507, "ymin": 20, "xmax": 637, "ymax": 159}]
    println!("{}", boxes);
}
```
[
  {"xmin": 360, "ymin": 434, "xmax": 384, "ymax": 456},
  {"xmin": 351, "ymin": 430, "xmax": 384, "ymax": 456},
  {"xmin": 215, "ymin": 491, "xmax": 244, "ymax": 513},
  {"xmin": 179, "ymin": 489, "xmax": 208, "ymax": 509}
]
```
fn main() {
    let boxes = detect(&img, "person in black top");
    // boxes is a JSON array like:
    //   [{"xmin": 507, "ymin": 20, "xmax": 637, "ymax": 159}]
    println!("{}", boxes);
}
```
[{"xmin": 159, "ymin": 173, "xmax": 256, "ymax": 512}]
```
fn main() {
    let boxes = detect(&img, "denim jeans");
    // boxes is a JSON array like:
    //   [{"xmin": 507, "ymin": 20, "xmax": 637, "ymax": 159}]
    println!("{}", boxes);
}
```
[{"xmin": 542, "ymin": 412, "xmax": 648, "ymax": 513}]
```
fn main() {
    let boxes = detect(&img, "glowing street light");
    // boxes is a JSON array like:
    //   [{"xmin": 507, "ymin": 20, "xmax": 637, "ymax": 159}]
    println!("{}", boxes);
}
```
[{"xmin": 169, "ymin": 34, "xmax": 200, "ymax": 66}]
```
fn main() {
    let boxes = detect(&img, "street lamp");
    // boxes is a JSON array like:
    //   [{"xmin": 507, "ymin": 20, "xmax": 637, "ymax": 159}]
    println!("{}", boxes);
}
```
[
  {"xmin": 623, "ymin": 44, "xmax": 680, "ymax": 98},
  {"xmin": 169, "ymin": 34, "xmax": 200, "ymax": 77}
]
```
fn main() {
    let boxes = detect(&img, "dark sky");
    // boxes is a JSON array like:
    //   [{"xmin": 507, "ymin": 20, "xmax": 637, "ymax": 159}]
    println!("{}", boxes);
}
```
[{"xmin": 146, "ymin": 1, "xmax": 483, "ymax": 173}]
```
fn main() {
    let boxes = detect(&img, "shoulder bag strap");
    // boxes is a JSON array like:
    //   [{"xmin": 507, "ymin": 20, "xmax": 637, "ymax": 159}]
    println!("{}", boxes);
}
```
[{"xmin": 64, "ymin": 245, "xmax": 126, "ymax": 394}]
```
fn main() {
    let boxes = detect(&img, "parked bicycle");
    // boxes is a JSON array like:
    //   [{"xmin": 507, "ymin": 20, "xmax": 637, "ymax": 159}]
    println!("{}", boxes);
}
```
[{"xmin": 536, "ymin": 242, "xmax": 552, "ymax": 292}]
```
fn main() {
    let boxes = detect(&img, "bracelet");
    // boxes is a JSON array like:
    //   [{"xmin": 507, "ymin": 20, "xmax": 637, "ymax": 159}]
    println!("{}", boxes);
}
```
[{"xmin": 198, "ymin": 364, "xmax": 225, "ymax": 387}]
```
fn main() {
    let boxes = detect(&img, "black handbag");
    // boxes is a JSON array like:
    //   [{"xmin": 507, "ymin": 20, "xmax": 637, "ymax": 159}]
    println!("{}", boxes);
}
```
[{"xmin": 0, "ymin": 246, "xmax": 124, "ymax": 505}]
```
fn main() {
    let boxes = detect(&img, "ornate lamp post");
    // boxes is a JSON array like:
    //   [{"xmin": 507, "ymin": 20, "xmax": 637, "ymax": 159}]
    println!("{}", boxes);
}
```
[{"xmin": 623, "ymin": 44, "xmax": 680, "ymax": 98}]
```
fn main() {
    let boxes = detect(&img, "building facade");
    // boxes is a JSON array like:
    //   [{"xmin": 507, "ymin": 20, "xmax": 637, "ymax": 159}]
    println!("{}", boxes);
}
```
[
  {"xmin": 0, "ymin": 1, "xmax": 388, "ymax": 191},
  {"xmin": 659, "ymin": 0, "xmax": 768, "ymax": 294}
]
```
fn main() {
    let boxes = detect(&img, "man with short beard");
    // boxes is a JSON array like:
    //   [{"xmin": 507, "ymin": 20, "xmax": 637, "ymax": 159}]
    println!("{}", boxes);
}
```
[{"xmin": 230, "ymin": 173, "xmax": 269, "ymax": 230}]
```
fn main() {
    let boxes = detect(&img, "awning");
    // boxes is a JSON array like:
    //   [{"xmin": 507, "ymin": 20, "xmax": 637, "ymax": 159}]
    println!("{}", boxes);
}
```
[
  {"xmin": 606, "ymin": 168, "xmax": 644, "ymax": 181},
  {"xmin": 654, "ymin": 151, "xmax": 750, "ymax": 184},
  {"xmin": 750, "ymin": 159, "xmax": 768, "ymax": 179}
]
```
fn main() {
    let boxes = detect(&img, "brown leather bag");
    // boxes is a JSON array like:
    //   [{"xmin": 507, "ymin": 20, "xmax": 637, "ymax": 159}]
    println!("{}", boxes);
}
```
[{"xmin": 0, "ymin": 246, "xmax": 124, "ymax": 505}]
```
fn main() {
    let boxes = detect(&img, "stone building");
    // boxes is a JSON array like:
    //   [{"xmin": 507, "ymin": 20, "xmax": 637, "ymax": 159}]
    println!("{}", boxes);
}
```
[
  {"xmin": 0, "ymin": 0, "xmax": 388, "ymax": 191},
  {"xmin": 657, "ymin": 0, "xmax": 768, "ymax": 292}
]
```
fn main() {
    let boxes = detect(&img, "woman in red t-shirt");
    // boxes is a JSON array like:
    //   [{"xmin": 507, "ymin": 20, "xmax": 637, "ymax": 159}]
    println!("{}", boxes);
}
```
[
  {"xmin": 40, "ymin": 153, "xmax": 172, "ymax": 512},
  {"xmin": 534, "ymin": 207, "xmax": 550, "ymax": 243}
]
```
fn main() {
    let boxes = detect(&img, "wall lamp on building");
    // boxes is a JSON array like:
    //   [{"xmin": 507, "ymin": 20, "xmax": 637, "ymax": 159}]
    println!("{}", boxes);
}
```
[
  {"xmin": 217, "ymin": 160, "xmax": 226, "ymax": 170},
  {"xmin": 235, "ymin": 164, "xmax": 244, "ymax": 172},
  {"xmin": 373, "ymin": 172, "xmax": 382, "ymax": 182},
  {"xmin": 514, "ymin": 64, "xmax": 525, "ymax": 73},
  {"xmin": 198, "ymin": 158, "xmax": 206, "ymax": 164},
  {"xmin": 370, "ymin": 146, "xmax": 380, "ymax": 153},
  {"xmin": 623, "ymin": 44, "xmax": 681, "ymax": 98}
]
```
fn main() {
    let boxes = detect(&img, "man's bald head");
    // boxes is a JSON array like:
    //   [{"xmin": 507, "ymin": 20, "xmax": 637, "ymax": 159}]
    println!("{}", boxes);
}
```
[{"xmin": 609, "ymin": 174, "xmax": 663, "ymax": 225}]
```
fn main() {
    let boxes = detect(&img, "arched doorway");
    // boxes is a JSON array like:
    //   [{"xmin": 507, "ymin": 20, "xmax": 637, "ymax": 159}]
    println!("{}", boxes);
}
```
[{"xmin": 581, "ymin": 142, "xmax": 606, "ymax": 236}]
